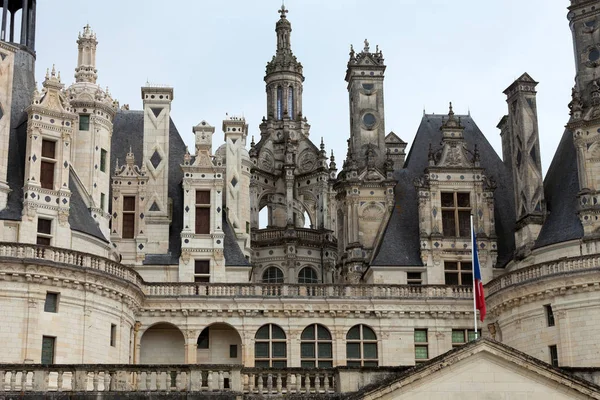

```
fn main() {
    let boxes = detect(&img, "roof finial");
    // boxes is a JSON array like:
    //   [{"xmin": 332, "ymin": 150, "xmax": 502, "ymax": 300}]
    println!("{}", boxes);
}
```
[
  {"xmin": 278, "ymin": 3, "xmax": 288, "ymax": 18},
  {"xmin": 448, "ymin": 101, "xmax": 454, "ymax": 116},
  {"xmin": 363, "ymin": 39, "xmax": 370, "ymax": 52}
]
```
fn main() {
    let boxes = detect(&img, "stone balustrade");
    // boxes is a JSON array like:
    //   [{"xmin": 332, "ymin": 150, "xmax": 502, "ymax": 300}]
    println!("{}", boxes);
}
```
[
  {"xmin": 0, "ymin": 364, "xmax": 241, "ymax": 393},
  {"xmin": 251, "ymin": 227, "xmax": 337, "ymax": 246},
  {"xmin": 0, "ymin": 365, "xmax": 406, "ymax": 394},
  {"xmin": 0, "ymin": 241, "xmax": 474, "ymax": 301},
  {"xmin": 486, "ymin": 254, "xmax": 600, "ymax": 297},
  {"xmin": 242, "ymin": 368, "xmax": 335, "ymax": 395},
  {"xmin": 0, "ymin": 242, "xmax": 144, "ymax": 289},
  {"xmin": 144, "ymin": 282, "xmax": 473, "ymax": 299}
]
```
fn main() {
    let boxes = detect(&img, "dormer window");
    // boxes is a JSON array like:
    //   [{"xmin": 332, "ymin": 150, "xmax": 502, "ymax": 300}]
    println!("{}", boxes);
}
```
[
  {"xmin": 40, "ymin": 139, "xmax": 56, "ymax": 190},
  {"xmin": 441, "ymin": 192, "xmax": 470, "ymax": 237}
]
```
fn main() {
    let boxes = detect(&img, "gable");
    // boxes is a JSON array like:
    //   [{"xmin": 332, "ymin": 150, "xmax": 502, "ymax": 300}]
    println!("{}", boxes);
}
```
[{"xmin": 351, "ymin": 339, "xmax": 600, "ymax": 400}]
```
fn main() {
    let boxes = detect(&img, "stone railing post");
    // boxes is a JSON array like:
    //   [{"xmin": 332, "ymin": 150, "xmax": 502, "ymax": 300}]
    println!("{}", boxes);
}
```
[
  {"xmin": 230, "ymin": 366, "xmax": 242, "ymax": 392},
  {"xmin": 189, "ymin": 369, "xmax": 203, "ymax": 391},
  {"xmin": 72, "ymin": 368, "xmax": 89, "ymax": 391},
  {"xmin": 33, "ymin": 370, "xmax": 48, "ymax": 391}
]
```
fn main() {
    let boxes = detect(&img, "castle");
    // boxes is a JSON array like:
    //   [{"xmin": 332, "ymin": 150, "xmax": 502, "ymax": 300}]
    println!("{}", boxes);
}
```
[{"xmin": 1, "ymin": 0, "xmax": 600, "ymax": 398}]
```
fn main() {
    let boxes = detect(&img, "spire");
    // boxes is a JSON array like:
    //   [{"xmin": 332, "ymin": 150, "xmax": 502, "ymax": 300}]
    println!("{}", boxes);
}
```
[
  {"xmin": 75, "ymin": 24, "xmax": 98, "ymax": 83},
  {"xmin": 266, "ymin": 5, "xmax": 302, "ymax": 75}
]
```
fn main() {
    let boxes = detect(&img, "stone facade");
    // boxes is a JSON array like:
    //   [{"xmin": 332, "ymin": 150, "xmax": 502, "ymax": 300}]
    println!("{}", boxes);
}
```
[{"xmin": 2, "ymin": 1, "xmax": 600, "ymax": 398}]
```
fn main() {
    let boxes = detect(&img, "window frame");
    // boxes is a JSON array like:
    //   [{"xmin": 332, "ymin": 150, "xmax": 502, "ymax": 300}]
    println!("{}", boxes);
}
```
[
  {"xmin": 195, "ymin": 190, "xmax": 211, "ymax": 235},
  {"xmin": 254, "ymin": 324, "xmax": 287, "ymax": 368},
  {"xmin": 110, "ymin": 324, "xmax": 117, "ymax": 347},
  {"xmin": 194, "ymin": 260, "xmax": 210, "ymax": 283},
  {"xmin": 36, "ymin": 218, "xmax": 53, "ymax": 246},
  {"xmin": 79, "ymin": 114, "xmax": 90, "ymax": 131},
  {"xmin": 407, "ymin": 272, "xmax": 423, "ymax": 285},
  {"xmin": 41, "ymin": 336, "xmax": 56, "ymax": 364},
  {"xmin": 262, "ymin": 266, "xmax": 284, "ymax": 284},
  {"xmin": 122, "ymin": 196, "xmax": 136, "ymax": 239},
  {"xmin": 44, "ymin": 292, "xmax": 59, "ymax": 313},
  {"xmin": 549, "ymin": 345, "xmax": 559, "ymax": 367},
  {"xmin": 451, "ymin": 329, "xmax": 481, "ymax": 347},
  {"xmin": 346, "ymin": 324, "xmax": 378, "ymax": 367},
  {"xmin": 40, "ymin": 139, "xmax": 57, "ymax": 190},
  {"xmin": 444, "ymin": 261, "xmax": 473, "ymax": 285},
  {"xmin": 298, "ymin": 267, "xmax": 319, "ymax": 284},
  {"xmin": 100, "ymin": 149, "xmax": 107, "ymax": 173},
  {"xmin": 300, "ymin": 324, "xmax": 333, "ymax": 368},
  {"xmin": 441, "ymin": 192, "xmax": 471, "ymax": 237},
  {"xmin": 544, "ymin": 304, "xmax": 555, "ymax": 327},
  {"xmin": 414, "ymin": 329, "xmax": 429, "ymax": 363}
]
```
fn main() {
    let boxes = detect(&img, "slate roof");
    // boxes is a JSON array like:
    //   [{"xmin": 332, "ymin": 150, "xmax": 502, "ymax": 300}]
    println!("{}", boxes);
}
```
[
  {"xmin": 111, "ymin": 110, "xmax": 249, "ymax": 267},
  {"xmin": 533, "ymin": 128, "xmax": 583, "ymax": 249},
  {"xmin": 0, "ymin": 114, "xmax": 27, "ymax": 221},
  {"xmin": 372, "ymin": 114, "xmax": 516, "ymax": 268},
  {"xmin": 68, "ymin": 171, "xmax": 107, "ymax": 242}
]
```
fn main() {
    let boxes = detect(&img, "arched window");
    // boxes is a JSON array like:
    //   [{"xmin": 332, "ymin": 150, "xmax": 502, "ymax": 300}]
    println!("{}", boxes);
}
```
[
  {"xmin": 301, "ymin": 324, "xmax": 332, "ymax": 368},
  {"xmin": 298, "ymin": 267, "xmax": 319, "ymax": 284},
  {"xmin": 262, "ymin": 267, "xmax": 284, "ymax": 283},
  {"xmin": 288, "ymin": 86, "xmax": 294, "ymax": 118},
  {"xmin": 276, "ymin": 86, "xmax": 283, "ymax": 120},
  {"xmin": 346, "ymin": 324, "xmax": 378, "ymax": 367},
  {"xmin": 255, "ymin": 324, "xmax": 287, "ymax": 367}
]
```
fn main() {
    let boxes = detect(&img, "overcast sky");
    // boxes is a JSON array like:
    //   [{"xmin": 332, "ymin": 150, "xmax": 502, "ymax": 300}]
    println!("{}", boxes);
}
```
[{"xmin": 36, "ymin": 0, "xmax": 572, "ymax": 175}]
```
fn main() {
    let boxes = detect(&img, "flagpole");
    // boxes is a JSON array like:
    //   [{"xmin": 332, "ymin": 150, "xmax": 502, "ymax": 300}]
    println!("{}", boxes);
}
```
[{"xmin": 471, "ymin": 214, "xmax": 478, "ymax": 339}]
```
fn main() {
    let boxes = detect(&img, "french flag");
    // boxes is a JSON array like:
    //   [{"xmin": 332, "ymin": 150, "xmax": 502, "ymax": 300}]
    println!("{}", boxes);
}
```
[{"xmin": 472, "ymin": 228, "xmax": 486, "ymax": 322}]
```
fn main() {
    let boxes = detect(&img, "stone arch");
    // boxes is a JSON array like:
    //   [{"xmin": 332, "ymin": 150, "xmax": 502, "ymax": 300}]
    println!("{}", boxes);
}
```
[
  {"xmin": 261, "ymin": 265, "xmax": 285, "ymax": 283},
  {"xmin": 140, "ymin": 322, "xmax": 185, "ymax": 364},
  {"xmin": 196, "ymin": 322, "xmax": 243, "ymax": 365}
]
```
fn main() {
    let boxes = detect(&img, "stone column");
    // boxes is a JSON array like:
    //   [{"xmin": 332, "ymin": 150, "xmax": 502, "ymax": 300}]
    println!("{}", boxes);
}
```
[
  {"xmin": 184, "ymin": 330, "xmax": 198, "ymax": 364},
  {"xmin": 20, "ymin": 0, "xmax": 28, "ymax": 46}
]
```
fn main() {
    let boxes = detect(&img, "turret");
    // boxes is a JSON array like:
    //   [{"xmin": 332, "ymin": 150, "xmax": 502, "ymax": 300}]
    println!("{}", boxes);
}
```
[
  {"xmin": 68, "ymin": 25, "xmax": 118, "ymax": 238},
  {"xmin": 344, "ymin": 40, "xmax": 386, "ymax": 170},
  {"xmin": 264, "ymin": 5, "xmax": 304, "ymax": 122}
]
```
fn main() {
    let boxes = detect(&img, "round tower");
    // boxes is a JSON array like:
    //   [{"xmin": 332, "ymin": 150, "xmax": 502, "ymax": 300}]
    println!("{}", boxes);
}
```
[{"xmin": 67, "ymin": 24, "xmax": 118, "ymax": 238}]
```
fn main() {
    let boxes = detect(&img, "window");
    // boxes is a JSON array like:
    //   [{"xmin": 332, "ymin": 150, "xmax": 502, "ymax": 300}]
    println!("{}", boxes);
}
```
[
  {"xmin": 301, "ymin": 324, "xmax": 333, "ymax": 368},
  {"xmin": 444, "ymin": 261, "xmax": 472, "ymax": 285},
  {"xmin": 545, "ymin": 304, "xmax": 555, "ymax": 327},
  {"xmin": 230, "ymin": 345, "xmax": 238, "ymax": 358},
  {"xmin": 40, "ymin": 139, "xmax": 56, "ymax": 190},
  {"xmin": 414, "ymin": 329, "xmax": 429, "ymax": 362},
  {"xmin": 549, "ymin": 345, "xmax": 559, "ymax": 367},
  {"xmin": 100, "ymin": 193, "xmax": 106, "ymax": 211},
  {"xmin": 407, "ymin": 272, "xmax": 422, "ymax": 285},
  {"xmin": 255, "ymin": 324, "xmax": 287, "ymax": 368},
  {"xmin": 195, "ymin": 190, "xmax": 210, "ymax": 234},
  {"xmin": 451, "ymin": 329, "xmax": 481, "ymax": 347},
  {"xmin": 100, "ymin": 149, "xmax": 107, "ymax": 172},
  {"xmin": 110, "ymin": 324, "xmax": 117, "ymax": 347},
  {"xmin": 41, "ymin": 336, "xmax": 56, "ymax": 364},
  {"xmin": 44, "ymin": 292, "xmax": 59, "ymax": 313},
  {"xmin": 288, "ymin": 86, "xmax": 294, "ymax": 118},
  {"xmin": 79, "ymin": 114, "xmax": 90, "ymax": 131},
  {"xmin": 276, "ymin": 86, "xmax": 283, "ymax": 120},
  {"xmin": 197, "ymin": 327, "xmax": 209, "ymax": 349},
  {"xmin": 37, "ymin": 218, "xmax": 52, "ymax": 246},
  {"xmin": 346, "ymin": 324, "xmax": 378, "ymax": 367},
  {"xmin": 122, "ymin": 196, "xmax": 136, "ymax": 239},
  {"xmin": 194, "ymin": 260, "xmax": 210, "ymax": 283},
  {"xmin": 298, "ymin": 267, "xmax": 318, "ymax": 284},
  {"xmin": 262, "ymin": 267, "xmax": 284, "ymax": 283},
  {"xmin": 441, "ymin": 192, "xmax": 471, "ymax": 237}
]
